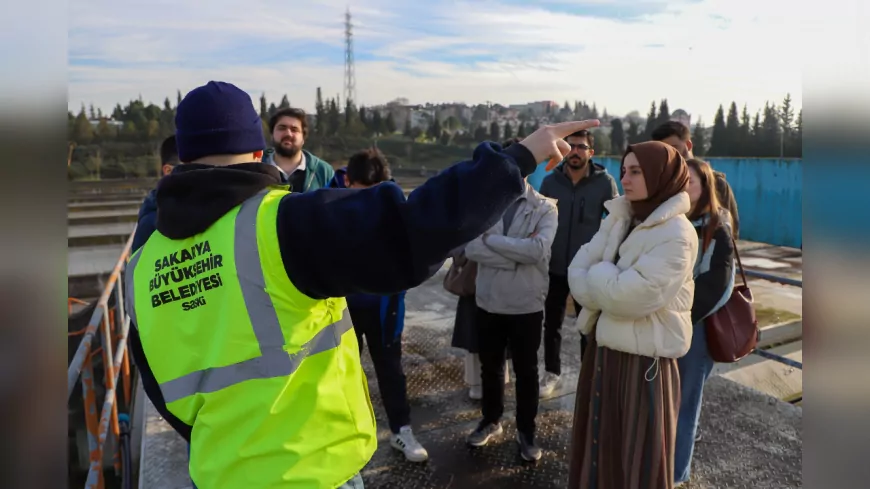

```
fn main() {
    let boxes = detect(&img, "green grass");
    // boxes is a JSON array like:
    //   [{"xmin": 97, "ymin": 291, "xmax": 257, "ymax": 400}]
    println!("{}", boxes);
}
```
[{"xmin": 755, "ymin": 307, "xmax": 801, "ymax": 327}]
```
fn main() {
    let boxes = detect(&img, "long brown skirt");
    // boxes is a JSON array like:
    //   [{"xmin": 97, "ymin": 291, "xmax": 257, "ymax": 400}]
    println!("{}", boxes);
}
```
[{"xmin": 567, "ymin": 333, "xmax": 681, "ymax": 489}]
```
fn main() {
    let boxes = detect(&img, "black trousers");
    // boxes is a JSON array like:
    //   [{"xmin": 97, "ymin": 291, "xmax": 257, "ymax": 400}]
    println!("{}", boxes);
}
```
[
  {"xmin": 477, "ymin": 308, "xmax": 543, "ymax": 437},
  {"xmin": 543, "ymin": 273, "xmax": 587, "ymax": 376},
  {"xmin": 350, "ymin": 305, "xmax": 411, "ymax": 434}
]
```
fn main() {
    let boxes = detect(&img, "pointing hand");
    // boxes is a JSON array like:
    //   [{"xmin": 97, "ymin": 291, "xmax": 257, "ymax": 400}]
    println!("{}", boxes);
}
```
[{"xmin": 519, "ymin": 119, "xmax": 601, "ymax": 171}]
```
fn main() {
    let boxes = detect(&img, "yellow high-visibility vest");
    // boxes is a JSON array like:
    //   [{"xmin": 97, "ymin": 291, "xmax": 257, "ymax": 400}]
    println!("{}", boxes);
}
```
[{"xmin": 126, "ymin": 188, "xmax": 377, "ymax": 489}]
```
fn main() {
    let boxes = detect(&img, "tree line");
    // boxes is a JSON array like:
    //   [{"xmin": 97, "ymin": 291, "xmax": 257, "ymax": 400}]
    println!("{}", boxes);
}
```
[
  {"xmin": 607, "ymin": 95, "xmax": 801, "ymax": 158},
  {"xmin": 67, "ymin": 88, "xmax": 801, "ymax": 179}
]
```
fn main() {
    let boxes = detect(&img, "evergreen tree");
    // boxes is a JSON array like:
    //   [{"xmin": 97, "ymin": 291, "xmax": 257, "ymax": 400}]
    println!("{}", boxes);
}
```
[
  {"xmin": 708, "ymin": 105, "xmax": 727, "ymax": 156},
  {"xmin": 644, "ymin": 101, "xmax": 657, "ymax": 140},
  {"xmin": 177, "ymin": 90, "xmax": 182, "ymax": 107},
  {"xmin": 73, "ymin": 107, "xmax": 94, "ymax": 144},
  {"xmin": 428, "ymin": 117, "xmax": 443, "ymax": 140},
  {"xmin": 372, "ymin": 110, "xmax": 383, "ymax": 135},
  {"xmin": 474, "ymin": 125, "xmax": 488, "ymax": 142},
  {"xmin": 259, "ymin": 93, "xmax": 268, "ymax": 120},
  {"xmin": 96, "ymin": 118, "xmax": 114, "ymax": 142},
  {"xmin": 279, "ymin": 95, "xmax": 291, "ymax": 109},
  {"xmin": 403, "ymin": 117, "xmax": 413, "ymax": 139},
  {"xmin": 385, "ymin": 112, "xmax": 397, "ymax": 133},
  {"xmin": 779, "ymin": 93, "xmax": 795, "ymax": 157},
  {"xmin": 751, "ymin": 111, "xmax": 762, "ymax": 155},
  {"xmin": 489, "ymin": 121, "xmax": 500, "ymax": 141},
  {"xmin": 761, "ymin": 102, "xmax": 781, "ymax": 157},
  {"xmin": 268, "ymin": 103, "xmax": 278, "ymax": 118},
  {"xmin": 344, "ymin": 99, "xmax": 353, "ymax": 127},
  {"xmin": 164, "ymin": 97, "xmax": 172, "ymax": 111},
  {"xmin": 738, "ymin": 104, "xmax": 751, "ymax": 157},
  {"xmin": 591, "ymin": 129, "xmax": 609, "ymax": 154},
  {"xmin": 327, "ymin": 99, "xmax": 341, "ymax": 136},
  {"xmin": 610, "ymin": 118, "xmax": 626, "ymax": 154},
  {"xmin": 517, "ymin": 122, "xmax": 527, "ymax": 138},
  {"xmin": 780, "ymin": 93, "xmax": 795, "ymax": 135},
  {"xmin": 590, "ymin": 103, "xmax": 599, "ymax": 120},
  {"xmin": 656, "ymin": 99, "xmax": 671, "ymax": 127},
  {"xmin": 602, "ymin": 108, "xmax": 609, "ymax": 121},
  {"xmin": 626, "ymin": 117, "xmax": 641, "ymax": 144},
  {"xmin": 691, "ymin": 119, "xmax": 707, "ymax": 156},
  {"xmin": 88, "ymin": 104, "xmax": 96, "ymax": 120},
  {"xmin": 503, "ymin": 122, "xmax": 513, "ymax": 139},
  {"xmin": 792, "ymin": 109, "xmax": 802, "ymax": 157},
  {"xmin": 724, "ymin": 102, "xmax": 740, "ymax": 155},
  {"xmin": 314, "ymin": 87, "xmax": 325, "ymax": 136},
  {"xmin": 358, "ymin": 106, "xmax": 368, "ymax": 130}
]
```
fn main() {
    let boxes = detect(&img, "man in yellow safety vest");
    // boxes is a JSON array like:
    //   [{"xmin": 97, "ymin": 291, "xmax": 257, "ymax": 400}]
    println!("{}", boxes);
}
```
[{"xmin": 126, "ymin": 80, "xmax": 599, "ymax": 488}]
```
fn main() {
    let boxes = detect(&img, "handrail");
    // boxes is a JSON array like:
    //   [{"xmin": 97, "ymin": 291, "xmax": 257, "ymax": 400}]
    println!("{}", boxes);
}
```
[
  {"xmin": 68, "ymin": 227, "xmax": 137, "ymax": 489},
  {"xmin": 744, "ymin": 269, "xmax": 802, "ymax": 288}
]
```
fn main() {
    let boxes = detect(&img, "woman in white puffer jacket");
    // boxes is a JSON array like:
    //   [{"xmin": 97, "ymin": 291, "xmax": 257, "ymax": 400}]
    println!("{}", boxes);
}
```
[{"xmin": 565, "ymin": 141, "xmax": 698, "ymax": 489}]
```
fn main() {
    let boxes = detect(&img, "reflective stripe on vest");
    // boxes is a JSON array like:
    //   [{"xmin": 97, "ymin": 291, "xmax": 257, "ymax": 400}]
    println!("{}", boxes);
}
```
[{"xmin": 125, "ymin": 190, "xmax": 353, "ymax": 403}]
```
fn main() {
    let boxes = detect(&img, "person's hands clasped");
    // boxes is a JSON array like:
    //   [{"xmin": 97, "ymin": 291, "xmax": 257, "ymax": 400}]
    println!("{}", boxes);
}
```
[{"xmin": 519, "ymin": 119, "xmax": 601, "ymax": 171}]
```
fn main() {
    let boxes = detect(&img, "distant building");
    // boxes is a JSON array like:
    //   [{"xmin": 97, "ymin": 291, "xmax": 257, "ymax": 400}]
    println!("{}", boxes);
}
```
[
  {"xmin": 509, "ymin": 101, "xmax": 558, "ymax": 118},
  {"xmin": 88, "ymin": 118, "xmax": 124, "ymax": 128},
  {"xmin": 671, "ymin": 109, "xmax": 691, "ymax": 128}
]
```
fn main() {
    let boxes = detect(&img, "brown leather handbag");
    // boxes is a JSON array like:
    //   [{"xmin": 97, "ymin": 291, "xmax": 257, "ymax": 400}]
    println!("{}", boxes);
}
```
[
  {"xmin": 443, "ymin": 251, "xmax": 477, "ymax": 297},
  {"xmin": 704, "ymin": 234, "xmax": 759, "ymax": 363}
]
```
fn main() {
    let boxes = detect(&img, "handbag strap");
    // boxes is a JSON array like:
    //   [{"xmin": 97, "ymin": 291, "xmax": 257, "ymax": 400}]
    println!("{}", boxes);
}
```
[{"xmin": 730, "ymin": 232, "xmax": 749, "ymax": 288}]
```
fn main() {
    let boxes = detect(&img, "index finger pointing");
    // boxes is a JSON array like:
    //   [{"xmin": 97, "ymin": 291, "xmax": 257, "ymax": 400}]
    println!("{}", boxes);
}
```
[{"xmin": 549, "ymin": 119, "xmax": 601, "ymax": 139}]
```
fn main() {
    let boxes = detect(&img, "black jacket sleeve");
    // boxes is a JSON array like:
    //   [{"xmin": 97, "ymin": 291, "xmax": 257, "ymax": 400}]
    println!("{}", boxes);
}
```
[
  {"xmin": 691, "ymin": 224, "xmax": 736, "ymax": 324},
  {"xmin": 128, "ymin": 326, "xmax": 193, "ymax": 442},
  {"xmin": 277, "ymin": 142, "xmax": 537, "ymax": 299},
  {"xmin": 132, "ymin": 189, "xmax": 158, "ymax": 252}
]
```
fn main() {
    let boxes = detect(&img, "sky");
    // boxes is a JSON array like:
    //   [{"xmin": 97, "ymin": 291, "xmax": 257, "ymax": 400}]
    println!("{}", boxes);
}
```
[{"xmin": 67, "ymin": 0, "xmax": 803, "ymax": 125}]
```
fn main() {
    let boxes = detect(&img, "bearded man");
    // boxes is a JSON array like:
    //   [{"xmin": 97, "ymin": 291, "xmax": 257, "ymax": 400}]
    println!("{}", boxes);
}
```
[{"xmin": 263, "ymin": 107, "xmax": 334, "ymax": 191}]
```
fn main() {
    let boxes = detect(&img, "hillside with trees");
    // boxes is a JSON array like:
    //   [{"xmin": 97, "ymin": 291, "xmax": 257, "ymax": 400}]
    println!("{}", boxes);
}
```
[{"xmin": 68, "ymin": 89, "xmax": 801, "ymax": 180}]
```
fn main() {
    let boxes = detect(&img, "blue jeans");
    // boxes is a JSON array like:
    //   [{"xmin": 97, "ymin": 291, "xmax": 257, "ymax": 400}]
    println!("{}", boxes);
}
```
[{"xmin": 674, "ymin": 321, "xmax": 716, "ymax": 484}]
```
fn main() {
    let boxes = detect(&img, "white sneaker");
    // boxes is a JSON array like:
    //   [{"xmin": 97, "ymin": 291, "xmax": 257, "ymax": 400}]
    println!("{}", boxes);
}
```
[
  {"xmin": 539, "ymin": 372, "xmax": 560, "ymax": 398},
  {"xmin": 469, "ymin": 385, "xmax": 482, "ymax": 400},
  {"xmin": 390, "ymin": 426, "xmax": 429, "ymax": 462}
]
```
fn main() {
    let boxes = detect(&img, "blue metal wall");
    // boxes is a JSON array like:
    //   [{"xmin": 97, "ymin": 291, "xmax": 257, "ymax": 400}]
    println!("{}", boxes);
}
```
[{"xmin": 531, "ymin": 157, "xmax": 802, "ymax": 248}]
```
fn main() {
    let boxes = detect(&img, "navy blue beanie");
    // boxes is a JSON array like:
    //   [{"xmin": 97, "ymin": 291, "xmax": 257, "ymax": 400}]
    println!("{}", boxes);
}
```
[{"xmin": 175, "ymin": 81, "xmax": 265, "ymax": 163}]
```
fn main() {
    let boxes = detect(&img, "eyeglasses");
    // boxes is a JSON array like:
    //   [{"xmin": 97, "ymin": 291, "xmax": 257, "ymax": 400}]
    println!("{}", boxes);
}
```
[{"xmin": 568, "ymin": 143, "xmax": 590, "ymax": 151}]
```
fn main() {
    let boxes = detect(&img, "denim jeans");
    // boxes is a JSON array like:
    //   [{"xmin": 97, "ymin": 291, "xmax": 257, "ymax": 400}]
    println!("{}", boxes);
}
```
[
  {"xmin": 350, "ymin": 305, "xmax": 412, "ymax": 433},
  {"xmin": 674, "ymin": 321, "xmax": 716, "ymax": 484}
]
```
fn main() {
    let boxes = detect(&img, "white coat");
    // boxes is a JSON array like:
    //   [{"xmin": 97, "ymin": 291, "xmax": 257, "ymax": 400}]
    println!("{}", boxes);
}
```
[{"xmin": 567, "ymin": 192, "xmax": 698, "ymax": 359}]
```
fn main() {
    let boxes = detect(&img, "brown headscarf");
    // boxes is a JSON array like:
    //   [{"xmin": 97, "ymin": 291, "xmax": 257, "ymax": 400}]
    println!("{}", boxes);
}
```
[{"xmin": 621, "ymin": 141, "xmax": 689, "ymax": 222}]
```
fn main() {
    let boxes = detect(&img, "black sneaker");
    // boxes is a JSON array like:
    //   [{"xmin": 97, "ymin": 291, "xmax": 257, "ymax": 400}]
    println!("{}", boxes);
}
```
[
  {"xmin": 466, "ymin": 421, "xmax": 503, "ymax": 447},
  {"xmin": 516, "ymin": 431, "xmax": 542, "ymax": 462}
]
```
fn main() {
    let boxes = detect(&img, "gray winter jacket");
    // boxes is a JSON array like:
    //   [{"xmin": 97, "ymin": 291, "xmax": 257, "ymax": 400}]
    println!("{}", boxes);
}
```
[
  {"xmin": 539, "ymin": 161, "xmax": 619, "ymax": 276},
  {"xmin": 465, "ymin": 183, "xmax": 558, "ymax": 315}
]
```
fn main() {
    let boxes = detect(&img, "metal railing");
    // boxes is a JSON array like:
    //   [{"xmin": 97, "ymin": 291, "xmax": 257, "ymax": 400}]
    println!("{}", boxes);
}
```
[
  {"xmin": 746, "ymin": 268, "xmax": 803, "ymax": 369},
  {"xmin": 745, "ymin": 269, "xmax": 802, "ymax": 288},
  {"xmin": 67, "ymin": 229, "xmax": 136, "ymax": 489}
]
